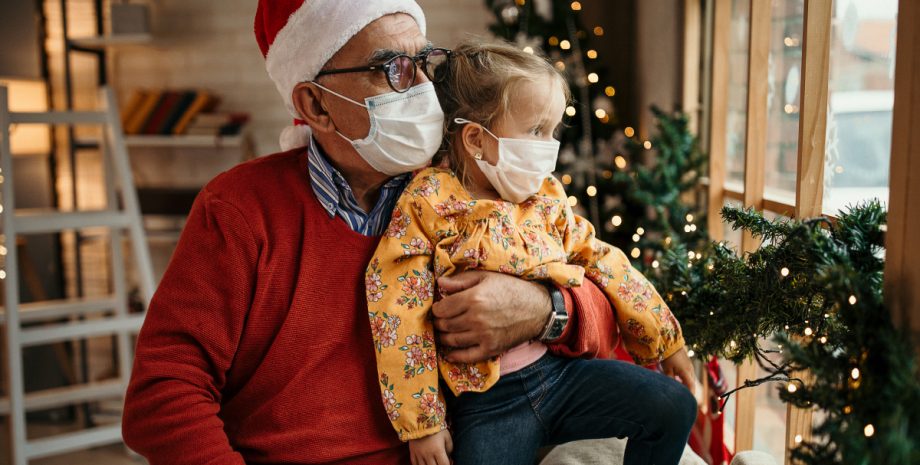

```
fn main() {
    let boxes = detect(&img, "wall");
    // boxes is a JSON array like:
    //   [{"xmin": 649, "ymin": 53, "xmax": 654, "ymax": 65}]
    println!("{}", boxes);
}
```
[
  {"xmin": 635, "ymin": 0, "xmax": 683, "ymax": 140},
  {"xmin": 111, "ymin": 0, "xmax": 492, "ymax": 156}
]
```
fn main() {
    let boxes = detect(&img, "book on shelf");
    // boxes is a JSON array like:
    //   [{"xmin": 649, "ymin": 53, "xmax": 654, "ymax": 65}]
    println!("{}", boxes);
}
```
[
  {"xmin": 185, "ymin": 112, "xmax": 250, "ymax": 136},
  {"xmin": 121, "ymin": 89, "xmax": 224, "ymax": 136}
]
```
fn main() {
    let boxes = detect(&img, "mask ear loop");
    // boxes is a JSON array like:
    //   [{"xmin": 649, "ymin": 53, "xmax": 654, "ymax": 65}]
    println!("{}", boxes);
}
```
[{"xmin": 453, "ymin": 118, "xmax": 499, "ymax": 140}]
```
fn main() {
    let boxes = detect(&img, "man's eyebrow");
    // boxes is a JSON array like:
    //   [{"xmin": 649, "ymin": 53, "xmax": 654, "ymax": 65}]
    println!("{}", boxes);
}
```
[{"xmin": 367, "ymin": 42, "xmax": 434, "ymax": 64}]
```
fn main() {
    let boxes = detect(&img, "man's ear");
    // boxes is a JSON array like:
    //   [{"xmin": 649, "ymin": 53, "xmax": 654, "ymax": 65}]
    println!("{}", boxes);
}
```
[
  {"xmin": 460, "ymin": 123, "xmax": 486, "ymax": 160},
  {"xmin": 292, "ymin": 82, "xmax": 335, "ymax": 134}
]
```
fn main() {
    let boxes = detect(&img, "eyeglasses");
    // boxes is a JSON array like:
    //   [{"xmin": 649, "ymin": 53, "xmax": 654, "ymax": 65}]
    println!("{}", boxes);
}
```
[{"xmin": 315, "ymin": 48, "xmax": 452, "ymax": 93}]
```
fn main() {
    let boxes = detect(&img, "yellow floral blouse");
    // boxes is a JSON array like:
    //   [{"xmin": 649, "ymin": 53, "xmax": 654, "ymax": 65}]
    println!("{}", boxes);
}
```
[{"xmin": 366, "ymin": 168, "xmax": 685, "ymax": 441}]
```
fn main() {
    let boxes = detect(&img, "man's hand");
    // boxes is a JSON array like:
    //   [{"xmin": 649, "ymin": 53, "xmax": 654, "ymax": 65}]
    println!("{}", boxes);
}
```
[
  {"xmin": 409, "ymin": 430, "xmax": 453, "ymax": 465},
  {"xmin": 432, "ymin": 271, "xmax": 551, "ymax": 364},
  {"xmin": 661, "ymin": 347, "xmax": 698, "ymax": 396}
]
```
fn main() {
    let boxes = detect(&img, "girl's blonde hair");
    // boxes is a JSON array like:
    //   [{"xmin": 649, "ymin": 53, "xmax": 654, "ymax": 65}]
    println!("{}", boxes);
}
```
[{"xmin": 433, "ymin": 39, "xmax": 570, "ymax": 185}]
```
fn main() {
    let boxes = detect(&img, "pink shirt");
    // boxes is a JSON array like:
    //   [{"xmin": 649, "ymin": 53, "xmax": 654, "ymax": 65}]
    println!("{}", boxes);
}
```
[{"xmin": 500, "ymin": 341, "xmax": 549, "ymax": 375}]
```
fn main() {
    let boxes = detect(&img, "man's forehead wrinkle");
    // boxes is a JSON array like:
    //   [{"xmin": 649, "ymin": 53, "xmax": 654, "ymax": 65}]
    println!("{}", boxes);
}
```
[{"xmin": 368, "ymin": 41, "xmax": 434, "ymax": 64}]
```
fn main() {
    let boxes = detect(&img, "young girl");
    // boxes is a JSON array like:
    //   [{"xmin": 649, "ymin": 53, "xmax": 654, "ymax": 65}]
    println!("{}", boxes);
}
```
[{"xmin": 366, "ymin": 40, "xmax": 697, "ymax": 465}]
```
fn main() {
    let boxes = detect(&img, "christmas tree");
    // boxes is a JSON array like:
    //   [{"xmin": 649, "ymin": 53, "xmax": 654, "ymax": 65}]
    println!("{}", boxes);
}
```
[
  {"xmin": 484, "ymin": 1, "xmax": 708, "ymax": 265},
  {"xmin": 653, "ymin": 201, "xmax": 920, "ymax": 465}
]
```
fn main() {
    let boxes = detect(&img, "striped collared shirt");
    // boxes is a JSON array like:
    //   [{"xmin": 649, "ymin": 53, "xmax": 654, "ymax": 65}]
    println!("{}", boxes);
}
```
[{"xmin": 307, "ymin": 137, "xmax": 411, "ymax": 236}]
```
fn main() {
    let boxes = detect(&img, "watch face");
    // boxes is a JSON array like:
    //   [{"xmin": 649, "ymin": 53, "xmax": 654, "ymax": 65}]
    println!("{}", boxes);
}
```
[{"xmin": 548, "ymin": 315, "xmax": 568, "ymax": 339}]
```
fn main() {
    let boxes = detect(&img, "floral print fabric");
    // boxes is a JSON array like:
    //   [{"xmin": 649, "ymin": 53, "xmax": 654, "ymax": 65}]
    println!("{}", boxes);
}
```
[{"xmin": 366, "ymin": 168, "xmax": 685, "ymax": 441}]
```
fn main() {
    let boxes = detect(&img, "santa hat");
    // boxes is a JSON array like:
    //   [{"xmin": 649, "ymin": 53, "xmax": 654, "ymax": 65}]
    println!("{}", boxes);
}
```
[{"xmin": 255, "ymin": 0, "xmax": 427, "ymax": 151}]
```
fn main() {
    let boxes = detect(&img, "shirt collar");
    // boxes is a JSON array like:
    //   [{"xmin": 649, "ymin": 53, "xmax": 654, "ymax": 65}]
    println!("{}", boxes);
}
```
[{"xmin": 307, "ymin": 136, "xmax": 410, "ymax": 217}]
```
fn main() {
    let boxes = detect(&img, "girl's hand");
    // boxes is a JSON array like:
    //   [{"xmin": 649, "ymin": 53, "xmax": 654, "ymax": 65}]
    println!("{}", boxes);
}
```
[
  {"xmin": 409, "ymin": 429, "xmax": 453, "ymax": 465},
  {"xmin": 662, "ymin": 346, "xmax": 699, "ymax": 397}
]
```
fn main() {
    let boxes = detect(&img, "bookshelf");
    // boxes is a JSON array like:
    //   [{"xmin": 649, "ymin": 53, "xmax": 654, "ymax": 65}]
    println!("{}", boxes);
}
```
[
  {"xmin": 68, "ymin": 33, "xmax": 153, "ymax": 50},
  {"xmin": 124, "ymin": 133, "xmax": 245, "ymax": 149}
]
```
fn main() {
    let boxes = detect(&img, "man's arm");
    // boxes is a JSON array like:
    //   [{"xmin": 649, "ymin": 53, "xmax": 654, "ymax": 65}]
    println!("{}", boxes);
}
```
[
  {"xmin": 432, "ymin": 273, "xmax": 617, "ymax": 363},
  {"xmin": 122, "ymin": 188, "xmax": 257, "ymax": 465}
]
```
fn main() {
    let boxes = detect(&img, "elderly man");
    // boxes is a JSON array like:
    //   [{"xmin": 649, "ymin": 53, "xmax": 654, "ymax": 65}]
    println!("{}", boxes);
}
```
[{"xmin": 122, "ymin": 1, "xmax": 696, "ymax": 464}]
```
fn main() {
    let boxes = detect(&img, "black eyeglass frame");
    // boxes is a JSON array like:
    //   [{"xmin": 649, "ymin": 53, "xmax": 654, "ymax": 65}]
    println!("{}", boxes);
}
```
[{"xmin": 315, "ymin": 48, "xmax": 453, "ymax": 93}]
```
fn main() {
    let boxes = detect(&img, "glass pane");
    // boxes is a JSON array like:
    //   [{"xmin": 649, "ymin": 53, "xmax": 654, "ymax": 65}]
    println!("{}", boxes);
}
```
[
  {"xmin": 725, "ymin": 0, "xmax": 750, "ymax": 185},
  {"xmin": 764, "ymin": 0, "xmax": 805, "ymax": 197},
  {"xmin": 717, "ymin": 357, "xmax": 738, "ymax": 453},
  {"xmin": 753, "ymin": 336, "xmax": 788, "ymax": 460},
  {"xmin": 823, "ymin": 0, "xmax": 897, "ymax": 215}
]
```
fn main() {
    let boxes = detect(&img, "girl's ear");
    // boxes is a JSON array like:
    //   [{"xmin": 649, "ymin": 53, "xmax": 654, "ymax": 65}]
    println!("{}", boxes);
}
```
[{"xmin": 460, "ymin": 123, "xmax": 486, "ymax": 160}]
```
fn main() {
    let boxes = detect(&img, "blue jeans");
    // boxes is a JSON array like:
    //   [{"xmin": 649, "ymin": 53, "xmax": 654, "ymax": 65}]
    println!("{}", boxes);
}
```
[{"xmin": 444, "ymin": 353, "xmax": 697, "ymax": 465}]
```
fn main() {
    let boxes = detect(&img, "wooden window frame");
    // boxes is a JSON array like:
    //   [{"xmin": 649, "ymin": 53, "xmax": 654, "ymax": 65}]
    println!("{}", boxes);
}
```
[{"xmin": 691, "ymin": 0, "xmax": 917, "ymax": 462}]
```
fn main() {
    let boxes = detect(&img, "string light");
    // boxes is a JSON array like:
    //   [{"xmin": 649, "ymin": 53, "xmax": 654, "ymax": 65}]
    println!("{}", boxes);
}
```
[
  {"xmin": 652, "ymin": 260, "xmax": 660, "ymax": 269},
  {"xmin": 570, "ymin": 1, "xmax": 582, "ymax": 10},
  {"xmin": 614, "ymin": 155, "xmax": 627, "ymax": 169},
  {"xmin": 851, "ymin": 368, "xmax": 860, "ymax": 380},
  {"xmin": 605, "ymin": 86, "xmax": 616, "ymax": 96},
  {"xmin": 555, "ymin": 61, "xmax": 566, "ymax": 71},
  {"xmin": 843, "ymin": 405, "xmax": 853, "ymax": 414},
  {"xmin": 820, "ymin": 336, "xmax": 828, "ymax": 344},
  {"xmin": 515, "ymin": 0, "xmax": 526, "ymax": 5},
  {"xmin": 565, "ymin": 106, "xmax": 577, "ymax": 117},
  {"xmin": 684, "ymin": 225, "xmax": 692, "ymax": 233},
  {"xmin": 611, "ymin": 215, "xmax": 623, "ymax": 227},
  {"xmin": 864, "ymin": 424, "xmax": 875, "ymax": 437},
  {"xmin": 561, "ymin": 174, "xmax": 572, "ymax": 185},
  {"xmin": 567, "ymin": 196, "xmax": 578, "ymax": 207},
  {"xmin": 686, "ymin": 214, "xmax": 694, "ymax": 223},
  {"xmin": 804, "ymin": 327, "xmax": 813, "ymax": 336},
  {"xmin": 587, "ymin": 73, "xmax": 599, "ymax": 83},
  {"xmin": 632, "ymin": 234, "xmax": 641, "ymax": 242},
  {"xmin": 781, "ymin": 267, "xmax": 790, "ymax": 277},
  {"xmin": 729, "ymin": 340, "xmax": 737, "ymax": 349},
  {"xmin": 548, "ymin": 36, "xmax": 560, "ymax": 46},
  {"xmin": 586, "ymin": 185, "xmax": 597, "ymax": 197},
  {"xmin": 630, "ymin": 247, "xmax": 641, "ymax": 258},
  {"xmin": 593, "ymin": 26, "xmax": 604, "ymax": 36},
  {"xmin": 0, "ymin": 245, "xmax": 6, "ymax": 255},
  {"xmin": 665, "ymin": 237, "xmax": 672, "ymax": 245},
  {"xmin": 624, "ymin": 127, "xmax": 635, "ymax": 137},
  {"xmin": 523, "ymin": 46, "xmax": 534, "ymax": 54},
  {"xmin": 687, "ymin": 251, "xmax": 695, "ymax": 259},
  {"xmin": 560, "ymin": 40, "xmax": 572, "ymax": 50},
  {"xmin": 636, "ymin": 227, "xmax": 645, "ymax": 235},
  {"xmin": 595, "ymin": 109, "xmax": 607, "ymax": 119},
  {"xmin": 643, "ymin": 140, "xmax": 652, "ymax": 149},
  {"xmin": 787, "ymin": 383, "xmax": 798, "ymax": 393},
  {"xmin": 0, "ymin": 270, "xmax": 5, "ymax": 280},
  {"xmin": 794, "ymin": 434, "xmax": 803, "ymax": 444},
  {"xmin": 849, "ymin": 295, "xmax": 857, "ymax": 305},
  {"xmin": 586, "ymin": 49, "xmax": 598, "ymax": 59},
  {"xmin": 687, "ymin": 349, "xmax": 695, "ymax": 357}
]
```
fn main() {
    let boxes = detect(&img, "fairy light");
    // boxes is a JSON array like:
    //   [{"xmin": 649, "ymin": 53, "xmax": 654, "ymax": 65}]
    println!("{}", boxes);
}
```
[
  {"xmin": 560, "ymin": 40, "xmax": 572, "ymax": 50},
  {"xmin": 781, "ymin": 267, "xmax": 790, "ymax": 277},
  {"xmin": 630, "ymin": 247, "xmax": 641, "ymax": 259},
  {"xmin": 864, "ymin": 424, "xmax": 875, "ymax": 437},
  {"xmin": 0, "ymin": 270, "xmax": 6, "ymax": 280},
  {"xmin": 687, "ymin": 251, "xmax": 695, "ymax": 259},
  {"xmin": 614, "ymin": 155, "xmax": 627, "ymax": 169},
  {"xmin": 681, "ymin": 290, "xmax": 688, "ymax": 296},
  {"xmin": 555, "ymin": 61, "xmax": 566, "ymax": 71},
  {"xmin": 849, "ymin": 295, "xmax": 857, "ymax": 305},
  {"xmin": 586, "ymin": 49, "xmax": 598, "ymax": 59},
  {"xmin": 624, "ymin": 127, "xmax": 635, "ymax": 137},
  {"xmin": 729, "ymin": 340, "xmax": 737, "ymax": 349},
  {"xmin": 567, "ymin": 196, "xmax": 578, "ymax": 207},
  {"xmin": 652, "ymin": 260, "xmax": 660, "ymax": 269},
  {"xmin": 794, "ymin": 434, "xmax": 803, "ymax": 444},
  {"xmin": 787, "ymin": 383, "xmax": 798, "ymax": 393},
  {"xmin": 611, "ymin": 215, "xmax": 623, "ymax": 227},
  {"xmin": 636, "ymin": 227, "xmax": 645, "ymax": 235},
  {"xmin": 586, "ymin": 185, "xmax": 597, "ymax": 197},
  {"xmin": 570, "ymin": 1, "xmax": 582, "ymax": 10},
  {"xmin": 820, "ymin": 336, "xmax": 828, "ymax": 344},
  {"xmin": 523, "ymin": 46, "xmax": 534, "ymax": 54},
  {"xmin": 684, "ymin": 225, "xmax": 692, "ymax": 233},
  {"xmin": 565, "ymin": 106, "xmax": 577, "ymax": 117},
  {"xmin": 605, "ymin": 86, "xmax": 616, "ymax": 96},
  {"xmin": 643, "ymin": 140, "xmax": 652, "ymax": 150},
  {"xmin": 665, "ymin": 237, "xmax": 672, "ymax": 245},
  {"xmin": 804, "ymin": 327, "xmax": 813, "ymax": 336},
  {"xmin": 548, "ymin": 36, "xmax": 560, "ymax": 46},
  {"xmin": 632, "ymin": 234, "xmax": 641, "ymax": 242},
  {"xmin": 593, "ymin": 26, "xmax": 604, "ymax": 36},
  {"xmin": 851, "ymin": 368, "xmax": 860, "ymax": 380},
  {"xmin": 561, "ymin": 174, "xmax": 572, "ymax": 185},
  {"xmin": 0, "ymin": 245, "xmax": 6, "ymax": 255},
  {"xmin": 595, "ymin": 109, "xmax": 607, "ymax": 119},
  {"xmin": 843, "ymin": 405, "xmax": 853, "ymax": 414},
  {"xmin": 687, "ymin": 349, "xmax": 695, "ymax": 357},
  {"xmin": 587, "ymin": 73, "xmax": 599, "ymax": 83}
]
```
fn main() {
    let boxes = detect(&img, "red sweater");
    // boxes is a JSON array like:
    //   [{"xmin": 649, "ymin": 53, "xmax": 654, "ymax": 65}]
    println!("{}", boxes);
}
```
[{"xmin": 122, "ymin": 149, "xmax": 618, "ymax": 465}]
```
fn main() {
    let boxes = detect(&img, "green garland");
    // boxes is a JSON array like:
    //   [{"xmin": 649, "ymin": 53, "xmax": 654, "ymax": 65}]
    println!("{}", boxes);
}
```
[{"xmin": 651, "ymin": 202, "xmax": 920, "ymax": 465}]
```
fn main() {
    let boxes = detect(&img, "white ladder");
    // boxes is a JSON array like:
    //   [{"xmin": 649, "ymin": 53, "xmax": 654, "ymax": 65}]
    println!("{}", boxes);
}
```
[{"xmin": 0, "ymin": 85, "xmax": 155, "ymax": 464}]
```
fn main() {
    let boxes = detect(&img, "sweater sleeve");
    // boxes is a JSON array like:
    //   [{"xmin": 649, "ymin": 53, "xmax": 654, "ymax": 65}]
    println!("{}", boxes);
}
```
[
  {"xmin": 545, "ymin": 283, "xmax": 620, "ymax": 360},
  {"xmin": 122, "ymin": 188, "xmax": 258, "ymax": 465},
  {"xmin": 367, "ymin": 192, "xmax": 447, "ymax": 442},
  {"xmin": 536, "ymin": 177, "xmax": 684, "ymax": 365}
]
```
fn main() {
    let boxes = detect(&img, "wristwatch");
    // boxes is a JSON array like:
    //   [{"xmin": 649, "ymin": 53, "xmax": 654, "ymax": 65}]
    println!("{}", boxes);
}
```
[{"xmin": 538, "ymin": 284, "xmax": 569, "ymax": 342}]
